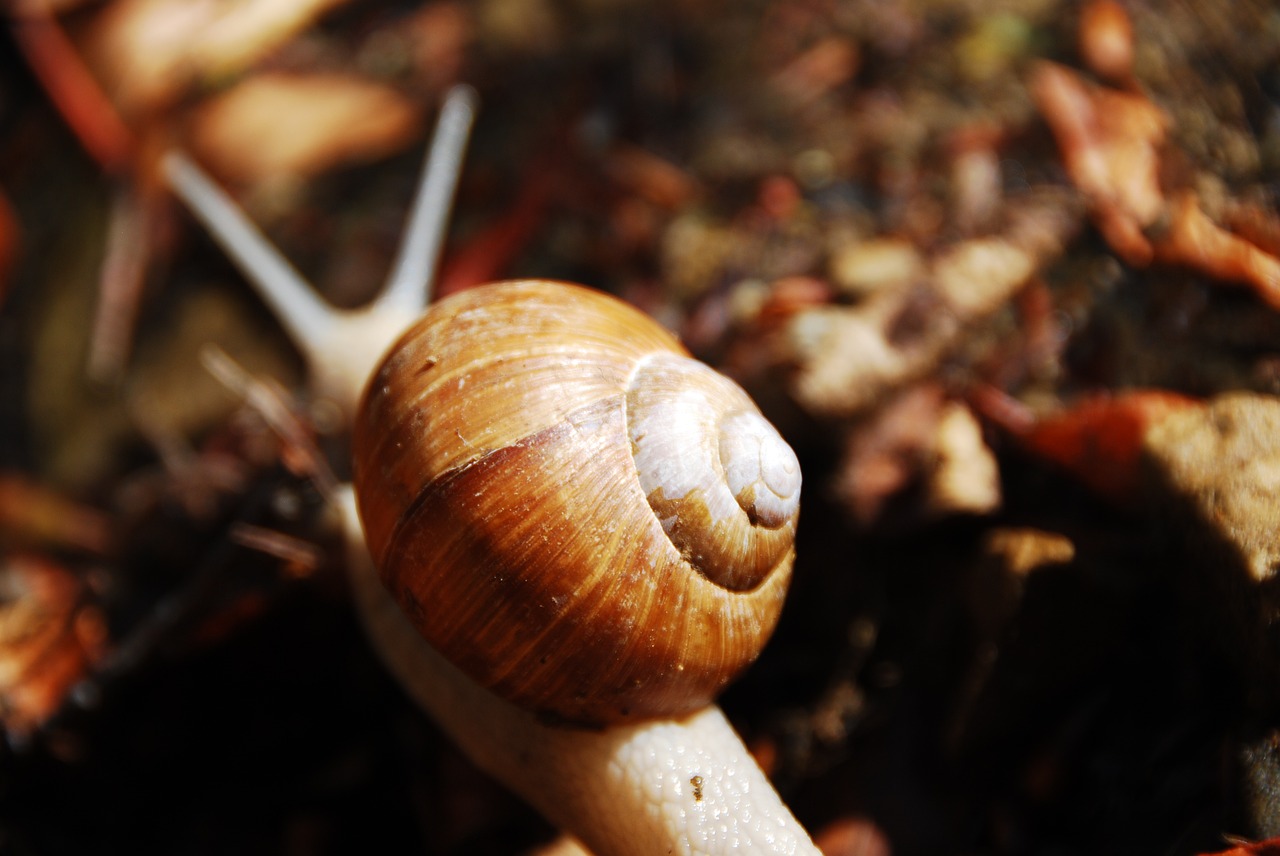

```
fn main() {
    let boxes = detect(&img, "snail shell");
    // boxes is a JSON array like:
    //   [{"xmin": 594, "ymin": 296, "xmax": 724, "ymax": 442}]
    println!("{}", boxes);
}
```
[{"xmin": 352, "ymin": 280, "xmax": 801, "ymax": 725}]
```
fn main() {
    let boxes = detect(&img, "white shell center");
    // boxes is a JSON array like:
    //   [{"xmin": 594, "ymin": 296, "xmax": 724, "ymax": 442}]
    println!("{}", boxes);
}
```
[
  {"xmin": 718, "ymin": 411, "xmax": 801, "ymax": 528},
  {"xmin": 626, "ymin": 351, "xmax": 801, "ymax": 591}
]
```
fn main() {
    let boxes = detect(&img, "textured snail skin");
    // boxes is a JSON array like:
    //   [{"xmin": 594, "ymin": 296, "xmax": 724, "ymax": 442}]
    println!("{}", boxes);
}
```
[
  {"xmin": 342, "ymin": 487, "xmax": 818, "ymax": 856},
  {"xmin": 352, "ymin": 280, "xmax": 801, "ymax": 725}
]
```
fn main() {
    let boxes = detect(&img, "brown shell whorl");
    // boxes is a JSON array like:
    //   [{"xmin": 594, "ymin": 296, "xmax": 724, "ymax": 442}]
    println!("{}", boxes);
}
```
[{"xmin": 352, "ymin": 280, "xmax": 800, "ymax": 725}]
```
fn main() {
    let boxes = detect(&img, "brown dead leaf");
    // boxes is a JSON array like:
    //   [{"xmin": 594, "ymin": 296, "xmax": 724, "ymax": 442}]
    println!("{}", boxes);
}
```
[
  {"xmin": 1144, "ymin": 392, "xmax": 1280, "ymax": 584},
  {"xmin": 963, "ymin": 528, "xmax": 1076, "ymax": 671},
  {"xmin": 829, "ymin": 236, "xmax": 924, "ymax": 298},
  {"xmin": 974, "ymin": 387, "xmax": 1199, "ymax": 508},
  {"xmin": 0, "ymin": 556, "xmax": 106, "ymax": 737},
  {"xmin": 1224, "ymin": 201, "xmax": 1280, "ymax": 261},
  {"xmin": 1033, "ymin": 64, "xmax": 1280, "ymax": 310},
  {"xmin": 833, "ymin": 385, "xmax": 999, "ymax": 526},
  {"xmin": 786, "ymin": 192, "xmax": 1078, "ymax": 417},
  {"xmin": 1030, "ymin": 61, "xmax": 1167, "ymax": 265},
  {"xmin": 931, "ymin": 400, "xmax": 1001, "ymax": 518},
  {"xmin": 1079, "ymin": 0, "xmax": 1134, "ymax": 84},
  {"xmin": 771, "ymin": 36, "xmax": 860, "ymax": 104},
  {"xmin": 1155, "ymin": 192, "xmax": 1280, "ymax": 311},
  {"xmin": 190, "ymin": 73, "xmax": 423, "ymax": 184},
  {"xmin": 87, "ymin": 0, "xmax": 355, "ymax": 115},
  {"xmin": 606, "ymin": 145, "xmax": 700, "ymax": 210},
  {"xmin": 399, "ymin": 2, "xmax": 473, "ymax": 90}
]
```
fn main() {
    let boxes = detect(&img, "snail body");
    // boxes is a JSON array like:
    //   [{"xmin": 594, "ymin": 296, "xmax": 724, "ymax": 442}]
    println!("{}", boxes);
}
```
[
  {"xmin": 352, "ymin": 280, "xmax": 801, "ymax": 725},
  {"xmin": 164, "ymin": 92, "xmax": 820, "ymax": 850}
]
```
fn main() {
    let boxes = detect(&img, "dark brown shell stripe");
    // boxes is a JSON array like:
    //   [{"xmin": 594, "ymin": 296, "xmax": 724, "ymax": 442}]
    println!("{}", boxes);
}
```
[{"xmin": 376, "ymin": 393, "xmax": 791, "ymax": 723}]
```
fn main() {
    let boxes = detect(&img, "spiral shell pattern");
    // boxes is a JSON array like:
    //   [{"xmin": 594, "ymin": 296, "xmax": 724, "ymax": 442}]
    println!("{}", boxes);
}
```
[{"xmin": 353, "ymin": 280, "xmax": 800, "ymax": 725}]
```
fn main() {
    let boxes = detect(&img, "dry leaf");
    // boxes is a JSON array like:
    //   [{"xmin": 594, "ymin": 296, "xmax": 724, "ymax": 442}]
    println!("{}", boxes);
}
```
[
  {"xmin": 1031, "ymin": 61, "xmax": 1167, "ymax": 265},
  {"xmin": 87, "ymin": 0, "xmax": 354, "ymax": 114},
  {"xmin": 190, "ymin": 73, "xmax": 423, "ymax": 184},
  {"xmin": 0, "ymin": 556, "xmax": 106, "ymax": 737},
  {"xmin": 1155, "ymin": 192, "xmax": 1280, "ymax": 311}
]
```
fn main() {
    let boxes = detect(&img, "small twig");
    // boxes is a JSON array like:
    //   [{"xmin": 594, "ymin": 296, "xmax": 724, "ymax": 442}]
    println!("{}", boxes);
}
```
[
  {"xmin": 87, "ymin": 184, "xmax": 152, "ymax": 385},
  {"xmin": 228, "ymin": 523, "xmax": 321, "ymax": 578},
  {"xmin": 0, "ymin": 474, "xmax": 113, "ymax": 555},
  {"xmin": 0, "ymin": 186, "xmax": 19, "ymax": 308},
  {"xmin": 8, "ymin": 8, "xmax": 134, "ymax": 174},
  {"xmin": 379, "ymin": 84, "xmax": 478, "ymax": 314},
  {"xmin": 199, "ymin": 345, "xmax": 340, "ymax": 502},
  {"xmin": 127, "ymin": 409, "xmax": 249, "ymax": 519}
]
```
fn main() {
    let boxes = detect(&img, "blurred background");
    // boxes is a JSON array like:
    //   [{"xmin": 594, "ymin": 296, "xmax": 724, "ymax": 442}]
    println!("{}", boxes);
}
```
[{"xmin": 2, "ymin": 0, "xmax": 1280, "ymax": 853}]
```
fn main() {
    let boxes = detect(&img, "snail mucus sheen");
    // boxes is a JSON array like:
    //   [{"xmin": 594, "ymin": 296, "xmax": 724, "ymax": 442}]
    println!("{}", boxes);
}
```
[{"xmin": 352, "ymin": 281, "xmax": 801, "ymax": 725}]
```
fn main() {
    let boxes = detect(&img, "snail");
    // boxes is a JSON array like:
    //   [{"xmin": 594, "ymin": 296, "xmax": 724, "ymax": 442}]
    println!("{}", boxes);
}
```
[
  {"xmin": 163, "ymin": 86, "xmax": 817, "ymax": 855},
  {"xmin": 354, "ymin": 279, "xmax": 800, "ymax": 724}
]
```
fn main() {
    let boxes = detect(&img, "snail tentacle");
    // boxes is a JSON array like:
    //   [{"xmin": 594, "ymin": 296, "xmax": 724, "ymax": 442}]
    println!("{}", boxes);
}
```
[
  {"xmin": 161, "ymin": 149, "xmax": 335, "ymax": 353},
  {"xmin": 162, "ymin": 85, "xmax": 478, "ymax": 415},
  {"xmin": 380, "ymin": 85, "xmax": 478, "ymax": 315}
]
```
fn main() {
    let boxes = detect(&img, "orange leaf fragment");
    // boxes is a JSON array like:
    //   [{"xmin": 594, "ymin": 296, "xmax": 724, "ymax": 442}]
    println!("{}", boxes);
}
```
[
  {"xmin": 975, "ymin": 386, "xmax": 1199, "ymax": 505},
  {"xmin": 1030, "ymin": 61, "xmax": 1167, "ymax": 265},
  {"xmin": 757, "ymin": 275, "xmax": 833, "ymax": 325},
  {"xmin": 0, "ymin": 556, "xmax": 107, "ymax": 737},
  {"xmin": 607, "ymin": 145, "xmax": 700, "ymax": 210},
  {"xmin": 771, "ymin": 36, "xmax": 860, "ymax": 103},
  {"xmin": 1155, "ymin": 192, "xmax": 1280, "ymax": 311},
  {"xmin": 1079, "ymin": 0, "xmax": 1134, "ymax": 84},
  {"xmin": 1033, "ymin": 63, "xmax": 1280, "ymax": 311}
]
